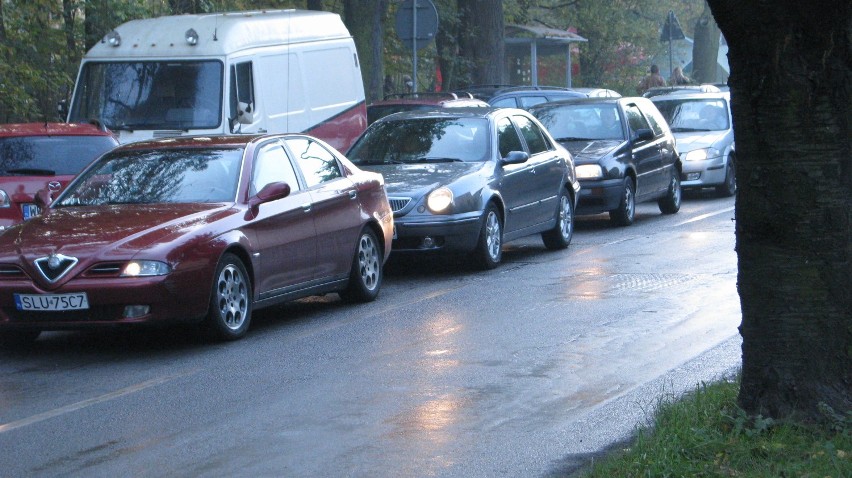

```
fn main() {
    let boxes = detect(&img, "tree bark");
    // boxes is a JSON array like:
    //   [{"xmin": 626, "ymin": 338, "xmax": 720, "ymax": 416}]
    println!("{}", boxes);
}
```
[
  {"xmin": 707, "ymin": 0, "xmax": 851, "ymax": 423},
  {"xmin": 342, "ymin": 0, "xmax": 387, "ymax": 103},
  {"xmin": 457, "ymin": 0, "xmax": 505, "ymax": 85},
  {"xmin": 691, "ymin": 1, "xmax": 720, "ymax": 84}
]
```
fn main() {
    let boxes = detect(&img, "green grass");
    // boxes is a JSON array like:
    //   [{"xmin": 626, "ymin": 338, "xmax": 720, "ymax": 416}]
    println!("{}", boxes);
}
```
[{"xmin": 575, "ymin": 377, "xmax": 852, "ymax": 478}]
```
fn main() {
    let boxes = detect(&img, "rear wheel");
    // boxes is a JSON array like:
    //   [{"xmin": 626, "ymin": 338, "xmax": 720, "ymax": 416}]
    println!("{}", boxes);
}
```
[
  {"xmin": 205, "ymin": 253, "xmax": 252, "ymax": 341},
  {"xmin": 339, "ymin": 228, "xmax": 382, "ymax": 302},
  {"xmin": 473, "ymin": 204, "xmax": 503, "ymax": 269},
  {"xmin": 541, "ymin": 189, "xmax": 574, "ymax": 250},
  {"xmin": 609, "ymin": 177, "xmax": 635, "ymax": 226},
  {"xmin": 715, "ymin": 157, "xmax": 737, "ymax": 197},
  {"xmin": 658, "ymin": 172, "xmax": 682, "ymax": 214}
]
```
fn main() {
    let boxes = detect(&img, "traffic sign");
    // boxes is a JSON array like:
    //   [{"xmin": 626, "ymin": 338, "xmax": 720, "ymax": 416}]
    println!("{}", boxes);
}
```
[{"xmin": 394, "ymin": 0, "xmax": 439, "ymax": 51}]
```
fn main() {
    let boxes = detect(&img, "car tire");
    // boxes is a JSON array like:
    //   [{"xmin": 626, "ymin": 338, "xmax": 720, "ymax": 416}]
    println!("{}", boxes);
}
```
[
  {"xmin": 0, "ymin": 330, "xmax": 41, "ymax": 348},
  {"xmin": 658, "ymin": 172, "xmax": 682, "ymax": 214},
  {"xmin": 473, "ymin": 203, "xmax": 503, "ymax": 269},
  {"xmin": 541, "ymin": 188, "xmax": 574, "ymax": 250},
  {"xmin": 715, "ymin": 157, "xmax": 736, "ymax": 197},
  {"xmin": 205, "ymin": 253, "xmax": 252, "ymax": 341},
  {"xmin": 609, "ymin": 177, "xmax": 636, "ymax": 226},
  {"xmin": 339, "ymin": 227, "xmax": 382, "ymax": 303}
]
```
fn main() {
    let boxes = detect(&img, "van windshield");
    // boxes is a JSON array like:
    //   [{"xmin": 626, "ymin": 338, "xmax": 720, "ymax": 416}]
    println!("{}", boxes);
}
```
[{"xmin": 68, "ymin": 61, "xmax": 224, "ymax": 131}]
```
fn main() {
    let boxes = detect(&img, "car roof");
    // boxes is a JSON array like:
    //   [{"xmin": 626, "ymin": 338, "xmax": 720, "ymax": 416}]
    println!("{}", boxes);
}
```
[
  {"xmin": 370, "ymin": 92, "xmax": 486, "ymax": 106},
  {"xmin": 527, "ymin": 97, "xmax": 626, "ymax": 109},
  {"xmin": 650, "ymin": 91, "xmax": 730, "ymax": 101},
  {"xmin": 457, "ymin": 85, "xmax": 581, "ymax": 101},
  {"xmin": 371, "ymin": 106, "xmax": 522, "ymax": 123},
  {"xmin": 112, "ymin": 134, "xmax": 298, "ymax": 152},
  {"xmin": 0, "ymin": 122, "xmax": 115, "ymax": 138}
]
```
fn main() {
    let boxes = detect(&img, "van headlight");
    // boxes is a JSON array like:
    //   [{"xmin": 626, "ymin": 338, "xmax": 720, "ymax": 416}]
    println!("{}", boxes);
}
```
[
  {"xmin": 575, "ymin": 164, "xmax": 604, "ymax": 180},
  {"xmin": 0, "ymin": 190, "xmax": 9, "ymax": 208},
  {"xmin": 426, "ymin": 187, "xmax": 453, "ymax": 213}
]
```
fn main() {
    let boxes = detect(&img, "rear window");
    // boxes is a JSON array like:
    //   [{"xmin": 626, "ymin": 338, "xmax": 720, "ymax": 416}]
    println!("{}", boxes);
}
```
[{"xmin": 0, "ymin": 135, "xmax": 117, "ymax": 175}]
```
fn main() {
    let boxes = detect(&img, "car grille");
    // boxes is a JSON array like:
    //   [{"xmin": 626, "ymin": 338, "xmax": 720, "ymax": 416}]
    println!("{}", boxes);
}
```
[{"xmin": 388, "ymin": 197, "xmax": 412, "ymax": 212}]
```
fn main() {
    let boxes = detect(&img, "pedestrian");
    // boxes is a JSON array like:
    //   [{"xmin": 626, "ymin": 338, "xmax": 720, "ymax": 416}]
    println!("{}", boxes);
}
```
[
  {"xmin": 637, "ymin": 64, "xmax": 667, "ymax": 94},
  {"xmin": 671, "ymin": 66, "xmax": 691, "ymax": 86}
]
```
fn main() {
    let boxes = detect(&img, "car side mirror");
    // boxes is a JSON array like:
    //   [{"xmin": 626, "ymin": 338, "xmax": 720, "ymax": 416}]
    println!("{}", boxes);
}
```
[
  {"xmin": 34, "ymin": 189, "xmax": 53, "ymax": 209},
  {"xmin": 249, "ymin": 181, "xmax": 291, "ymax": 209},
  {"xmin": 500, "ymin": 151, "xmax": 530, "ymax": 165},
  {"xmin": 632, "ymin": 128, "xmax": 655, "ymax": 143}
]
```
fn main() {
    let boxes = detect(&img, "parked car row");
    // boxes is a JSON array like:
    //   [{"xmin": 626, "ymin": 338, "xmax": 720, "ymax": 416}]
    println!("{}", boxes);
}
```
[{"xmin": 0, "ymin": 89, "xmax": 733, "ymax": 346}]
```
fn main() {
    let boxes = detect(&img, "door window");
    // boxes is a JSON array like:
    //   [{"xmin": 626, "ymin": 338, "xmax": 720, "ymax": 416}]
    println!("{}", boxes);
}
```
[
  {"xmin": 285, "ymin": 138, "xmax": 343, "ymax": 187},
  {"xmin": 625, "ymin": 104, "xmax": 653, "ymax": 138},
  {"xmin": 497, "ymin": 117, "xmax": 524, "ymax": 157},
  {"xmin": 251, "ymin": 142, "xmax": 301, "ymax": 196},
  {"xmin": 513, "ymin": 115, "xmax": 549, "ymax": 154}
]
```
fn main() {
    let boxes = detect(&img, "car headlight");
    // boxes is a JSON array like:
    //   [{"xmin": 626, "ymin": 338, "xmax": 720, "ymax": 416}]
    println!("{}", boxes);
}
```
[
  {"xmin": 0, "ymin": 190, "xmax": 10, "ymax": 208},
  {"xmin": 426, "ymin": 187, "xmax": 453, "ymax": 213},
  {"xmin": 683, "ymin": 148, "xmax": 720, "ymax": 161},
  {"xmin": 575, "ymin": 164, "xmax": 604, "ymax": 180},
  {"xmin": 121, "ymin": 260, "xmax": 171, "ymax": 277}
]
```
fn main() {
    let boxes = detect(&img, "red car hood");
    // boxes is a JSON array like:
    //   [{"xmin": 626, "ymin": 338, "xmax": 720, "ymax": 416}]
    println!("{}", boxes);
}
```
[{"xmin": 0, "ymin": 203, "xmax": 236, "ymax": 261}]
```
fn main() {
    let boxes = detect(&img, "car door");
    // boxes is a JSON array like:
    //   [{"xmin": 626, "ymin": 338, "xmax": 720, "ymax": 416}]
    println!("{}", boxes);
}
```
[
  {"xmin": 511, "ymin": 114, "xmax": 565, "ymax": 228},
  {"xmin": 495, "ymin": 116, "xmax": 538, "ymax": 233},
  {"xmin": 624, "ymin": 103, "xmax": 665, "ymax": 198},
  {"xmin": 245, "ymin": 140, "xmax": 317, "ymax": 298},
  {"xmin": 639, "ymin": 100, "xmax": 678, "ymax": 191},
  {"xmin": 285, "ymin": 136, "xmax": 362, "ymax": 282}
]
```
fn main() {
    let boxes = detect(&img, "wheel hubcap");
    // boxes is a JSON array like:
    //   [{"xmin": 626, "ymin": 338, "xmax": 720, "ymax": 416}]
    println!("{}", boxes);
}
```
[
  {"xmin": 625, "ymin": 186, "xmax": 635, "ymax": 219},
  {"xmin": 216, "ymin": 265, "xmax": 247, "ymax": 330},
  {"xmin": 559, "ymin": 196, "xmax": 573, "ymax": 239},
  {"xmin": 485, "ymin": 211, "xmax": 501, "ymax": 260},
  {"xmin": 357, "ymin": 234, "xmax": 380, "ymax": 291}
]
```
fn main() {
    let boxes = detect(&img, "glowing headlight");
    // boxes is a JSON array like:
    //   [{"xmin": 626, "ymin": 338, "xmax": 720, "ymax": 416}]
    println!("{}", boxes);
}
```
[
  {"xmin": 0, "ymin": 190, "xmax": 10, "ymax": 208},
  {"xmin": 576, "ymin": 164, "xmax": 604, "ymax": 180},
  {"xmin": 683, "ymin": 148, "xmax": 720, "ymax": 161},
  {"xmin": 426, "ymin": 187, "xmax": 454, "ymax": 213},
  {"xmin": 121, "ymin": 260, "xmax": 171, "ymax": 277}
]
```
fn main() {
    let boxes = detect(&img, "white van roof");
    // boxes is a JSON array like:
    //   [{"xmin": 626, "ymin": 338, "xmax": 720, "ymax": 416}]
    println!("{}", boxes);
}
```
[{"xmin": 85, "ymin": 9, "xmax": 351, "ymax": 59}]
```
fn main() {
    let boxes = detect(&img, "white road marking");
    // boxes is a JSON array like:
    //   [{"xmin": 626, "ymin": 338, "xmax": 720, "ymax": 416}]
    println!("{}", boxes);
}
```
[{"xmin": 674, "ymin": 206, "xmax": 735, "ymax": 226}]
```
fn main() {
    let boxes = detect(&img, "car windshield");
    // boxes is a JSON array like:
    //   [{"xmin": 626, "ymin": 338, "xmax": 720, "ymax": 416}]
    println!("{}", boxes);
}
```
[
  {"xmin": 68, "ymin": 61, "xmax": 224, "ymax": 131},
  {"xmin": 653, "ymin": 98, "xmax": 730, "ymax": 132},
  {"xmin": 348, "ymin": 117, "xmax": 490, "ymax": 165},
  {"xmin": 533, "ymin": 104, "xmax": 625, "ymax": 141},
  {"xmin": 0, "ymin": 136, "xmax": 116, "ymax": 175},
  {"xmin": 54, "ymin": 147, "xmax": 242, "ymax": 206}
]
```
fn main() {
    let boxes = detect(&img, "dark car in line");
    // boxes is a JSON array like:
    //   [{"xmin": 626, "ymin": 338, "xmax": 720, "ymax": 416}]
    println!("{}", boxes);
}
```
[
  {"xmin": 458, "ymin": 85, "xmax": 588, "ymax": 109},
  {"xmin": 0, "ymin": 122, "xmax": 118, "ymax": 231},
  {"xmin": 346, "ymin": 108, "xmax": 580, "ymax": 269},
  {"xmin": 529, "ymin": 97, "xmax": 682, "ymax": 226},
  {"xmin": 367, "ymin": 92, "xmax": 488, "ymax": 125},
  {"xmin": 0, "ymin": 134, "xmax": 393, "ymax": 345},
  {"xmin": 651, "ymin": 91, "xmax": 736, "ymax": 197}
]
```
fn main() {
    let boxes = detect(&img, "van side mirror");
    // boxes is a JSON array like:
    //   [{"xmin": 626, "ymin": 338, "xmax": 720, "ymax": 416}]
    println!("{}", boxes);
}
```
[
  {"xmin": 237, "ymin": 101, "xmax": 256, "ymax": 125},
  {"xmin": 500, "ymin": 151, "xmax": 530, "ymax": 165}
]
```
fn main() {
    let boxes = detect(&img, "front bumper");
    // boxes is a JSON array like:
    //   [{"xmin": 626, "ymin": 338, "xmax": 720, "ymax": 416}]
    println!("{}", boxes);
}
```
[
  {"xmin": 391, "ymin": 210, "xmax": 483, "ymax": 253},
  {"xmin": 681, "ymin": 156, "xmax": 727, "ymax": 188},
  {"xmin": 576, "ymin": 178, "xmax": 624, "ymax": 215}
]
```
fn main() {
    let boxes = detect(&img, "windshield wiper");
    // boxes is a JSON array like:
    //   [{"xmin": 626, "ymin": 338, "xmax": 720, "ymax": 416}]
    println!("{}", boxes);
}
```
[
  {"xmin": 555, "ymin": 137, "xmax": 594, "ymax": 142},
  {"xmin": 3, "ymin": 168, "xmax": 56, "ymax": 176},
  {"xmin": 418, "ymin": 157, "xmax": 464, "ymax": 163},
  {"xmin": 671, "ymin": 127, "xmax": 711, "ymax": 132}
]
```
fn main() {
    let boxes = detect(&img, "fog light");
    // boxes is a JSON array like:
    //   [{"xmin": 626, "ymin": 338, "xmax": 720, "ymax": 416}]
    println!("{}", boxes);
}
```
[
  {"xmin": 422, "ymin": 236, "xmax": 435, "ymax": 248},
  {"xmin": 124, "ymin": 305, "xmax": 150, "ymax": 318},
  {"xmin": 686, "ymin": 172, "xmax": 701, "ymax": 181}
]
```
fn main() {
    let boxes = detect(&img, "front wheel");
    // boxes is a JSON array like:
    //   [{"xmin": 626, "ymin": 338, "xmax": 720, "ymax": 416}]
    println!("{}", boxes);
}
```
[
  {"xmin": 339, "ymin": 228, "xmax": 383, "ymax": 302},
  {"xmin": 715, "ymin": 157, "xmax": 736, "ymax": 197},
  {"xmin": 609, "ymin": 177, "xmax": 636, "ymax": 226},
  {"xmin": 473, "ymin": 204, "xmax": 503, "ymax": 269},
  {"xmin": 658, "ymin": 172, "xmax": 682, "ymax": 214},
  {"xmin": 205, "ymin": 253, "xmax": 252, "ymax": 341},
  {"xmin": 541, "ymin": 189, "xmax": 574, "ymax": 250}
]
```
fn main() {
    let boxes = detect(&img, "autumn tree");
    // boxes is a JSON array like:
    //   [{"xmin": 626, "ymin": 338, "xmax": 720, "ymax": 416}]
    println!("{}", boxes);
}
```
[{"xmin": 707, "ymin": 0, "xmax": 851, "ymax": 422}]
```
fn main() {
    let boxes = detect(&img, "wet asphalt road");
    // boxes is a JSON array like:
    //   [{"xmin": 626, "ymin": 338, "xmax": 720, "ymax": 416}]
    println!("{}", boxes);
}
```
[{"xmin": 0, "ymin": 192, "xmax": 741, "ymax": 477}]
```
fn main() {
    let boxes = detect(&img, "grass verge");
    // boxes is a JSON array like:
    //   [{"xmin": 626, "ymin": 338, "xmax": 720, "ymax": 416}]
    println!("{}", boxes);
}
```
[{"xmin": 574, "ymin": 376, "xmax": 851, "ymax": 477}]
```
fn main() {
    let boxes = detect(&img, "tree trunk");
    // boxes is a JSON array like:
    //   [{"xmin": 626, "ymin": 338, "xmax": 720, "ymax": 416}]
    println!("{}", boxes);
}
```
[
  {"xmin": 457, "ymin": 0, "xmax": 505, "ymax": 85},
  {"xmin": 707, "ymin": 0, "xmax": 851, "ymax": 423},
  {"xmin": 342, "ymin": 1, "xmax": 387, "ymax": 103},
  {"xmin": 691, "ymin": 1, "xmax": 720, "ymax": 84}
]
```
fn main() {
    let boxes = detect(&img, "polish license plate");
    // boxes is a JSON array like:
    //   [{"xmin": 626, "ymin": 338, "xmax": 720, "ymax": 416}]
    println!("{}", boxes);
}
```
[
  {"xmin": 14, "ymin": 292, "xmax": 90, "ymax": 311},
  {"xmin": 21, "ymin": 203, "xmax": 41, "ymax": 220}
]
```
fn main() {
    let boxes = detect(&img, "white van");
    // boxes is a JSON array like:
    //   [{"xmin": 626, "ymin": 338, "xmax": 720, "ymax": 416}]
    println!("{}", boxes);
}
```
[{"xmin": 65, "ymin": 10, "xmax": 367, "ymax": 152}]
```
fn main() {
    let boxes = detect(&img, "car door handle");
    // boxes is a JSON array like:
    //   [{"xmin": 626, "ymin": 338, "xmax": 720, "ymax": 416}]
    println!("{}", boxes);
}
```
[
  {"xmin": 530, "ymin": 168, "xmax": 536, "ymax": 174},
  {"xmin": 301, "ymin": 203, "xmax": 312, "ymax": 213}
]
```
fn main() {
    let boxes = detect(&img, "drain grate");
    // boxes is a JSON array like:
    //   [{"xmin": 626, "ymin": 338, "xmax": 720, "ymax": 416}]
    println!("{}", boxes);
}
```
[{"xmin": 608, "ymin": 273, "xmax": 697, "ymax": 293}]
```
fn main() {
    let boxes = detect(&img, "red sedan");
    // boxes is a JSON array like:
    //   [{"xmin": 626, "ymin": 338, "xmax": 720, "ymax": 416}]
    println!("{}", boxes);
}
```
[{"xmin": 0, "ymin": 134, "xmax": 393, "ymax": 345}]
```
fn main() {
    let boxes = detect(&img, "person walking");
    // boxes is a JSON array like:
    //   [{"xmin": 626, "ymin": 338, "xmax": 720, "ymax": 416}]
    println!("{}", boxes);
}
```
[
  {"xmin": 637, "ymin": 64, "xmax": 667, "ymax": 94},
  {"xmin": 671, "ymin": 66, "xmax": 692, "ymax": 85}
]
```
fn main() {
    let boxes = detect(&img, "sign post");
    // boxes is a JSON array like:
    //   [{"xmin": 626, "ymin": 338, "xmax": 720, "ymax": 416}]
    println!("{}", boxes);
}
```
[
  {"xmin": 660, "ymin": 10, "xmax": 685, "ymax": 78},
  {"xmin": 394, "ymin": 0, "xmax": 439, "ymax": 93}
]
